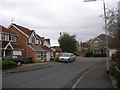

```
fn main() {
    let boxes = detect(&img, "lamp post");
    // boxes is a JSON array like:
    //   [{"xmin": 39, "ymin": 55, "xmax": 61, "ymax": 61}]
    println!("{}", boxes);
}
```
[{"xmin": 84, "ymin": 0, "xmax": 109, "ymax": 74}]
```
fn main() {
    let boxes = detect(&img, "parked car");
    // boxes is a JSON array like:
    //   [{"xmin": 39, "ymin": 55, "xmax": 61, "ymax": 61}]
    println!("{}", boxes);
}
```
[
  {"xmin": 111, "ymin": 53, "xmax": 116, "ymax": 59},
  {"xmin": 58, "ymin": 53, "xmax": 76, "ymax": 63},
  {"xmin": 50, "ymin": 53, "xmax": 63, "ymax": 61},
  {"xmin": 111, "ymin": 50, "xmax": 120, "ymax": 59},
  {"xmin": 3, "ymin": 55, "xmax": 24, "ymax": 66}
]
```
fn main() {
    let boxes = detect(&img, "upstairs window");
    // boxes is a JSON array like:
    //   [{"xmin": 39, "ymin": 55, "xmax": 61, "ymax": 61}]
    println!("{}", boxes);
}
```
[
  {"xmin": 2, "ymin": 34, "xmax": 5, "ymax": 41},
  {"xmin": 4, "ymin": 34, "xmax": 9, "ymax": 41},
  {"xmin": 14, "ymin": 36, "xmax": 17, "ymax": 42},
  {"xmin": 94, "ymin": 40, "xmax": 99, "ymax": 48},
  {"xmin": 32, "ymin": 37, "xmax": 35, "ymax": 44},
  {"xmin": 36, "ymin": 39, "xmax": 39, "ymax": 44}
]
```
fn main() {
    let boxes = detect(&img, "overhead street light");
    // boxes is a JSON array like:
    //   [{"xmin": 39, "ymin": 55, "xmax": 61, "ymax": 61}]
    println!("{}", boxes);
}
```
[
  {"xmin": 83, "ymin": 0, "xmax": 109, "ymax": 74},
  {"xmin": 84, "ymin": 0, "xmax": 96, "ymax": 2}
]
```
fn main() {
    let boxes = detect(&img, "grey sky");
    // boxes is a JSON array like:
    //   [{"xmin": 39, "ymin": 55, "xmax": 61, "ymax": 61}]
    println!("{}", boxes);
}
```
[{"xmin": 0, "ymin": 0, "xmax": 119, "ymax": 46}]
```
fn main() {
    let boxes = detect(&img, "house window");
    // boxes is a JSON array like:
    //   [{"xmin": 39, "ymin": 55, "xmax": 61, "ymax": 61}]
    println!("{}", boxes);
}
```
[
  {"xmin": 14, "ymin": 36, "xmax": 17, "ymax": 42},
  {"xmin": 9, "ymin": 35, "xmax": 11, "ymax": 41},
  {"xmin": 36, "ymin": 40, "xmax": 39, "ymax": 44},
  {"xmin": 36, "ymin": 51, "xmax": 46, "ymax": 60},
  {"xmin": 39, "ymin": 40, "xmax": 41, "ymax": 45},
  {"xmin": 1, "ymin": 34, "xmax": 5, "ymax": 41},
  {"xmin": 4, "ymin": 34, "xmax": 9, "ymax": 41},
  {"xmin": 41, "ymin": 41, "xmax": 44, "ymax": 46},
  {"xmin": 32, "ymin": 37, "xmax": 35, "ymax": 44},
  {"xmin": 94, "ymin": 41, "xmax": 99, "ymax": 47},
  {"xmin": 11, "ymin": 36, "xmax": 14, "ymax": 42},
  {"xmin": 93, "ymin": 50, "xmax": 101, "ymax": 54}
]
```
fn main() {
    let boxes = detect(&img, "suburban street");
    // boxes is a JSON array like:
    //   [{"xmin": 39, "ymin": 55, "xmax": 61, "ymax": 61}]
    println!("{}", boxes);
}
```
[{"xmin": 2, "ymin": 57, "xmax": 113, "ymax": 88}]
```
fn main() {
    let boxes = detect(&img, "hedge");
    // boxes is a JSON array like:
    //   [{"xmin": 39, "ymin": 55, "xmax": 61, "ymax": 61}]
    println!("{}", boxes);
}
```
[
  {"xmin": 2, "ymin": 60, "xmax": 18, "ymax": 70},
  {"xmin": 110, "ymin": 53, "xmax": 120, "ymax": 88},
  {"xmin": 85, "ymin": 52, "xmax": 106, "ymax": 57},
  {"xmin": 92, "ymin": 54, "xmax": 106, "ymax": 57}
]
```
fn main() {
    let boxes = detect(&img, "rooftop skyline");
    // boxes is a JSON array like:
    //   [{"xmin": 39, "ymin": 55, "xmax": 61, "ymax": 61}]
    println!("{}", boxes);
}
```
[{"xmin": 0, "ymin": 0, "xmax": 119, "ymax": 46}]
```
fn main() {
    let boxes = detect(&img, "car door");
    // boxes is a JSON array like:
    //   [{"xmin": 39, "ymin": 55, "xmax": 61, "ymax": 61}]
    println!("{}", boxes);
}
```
[{"xmin": 71, "ymin": 54, "xmax": 74, "ymax": 61}]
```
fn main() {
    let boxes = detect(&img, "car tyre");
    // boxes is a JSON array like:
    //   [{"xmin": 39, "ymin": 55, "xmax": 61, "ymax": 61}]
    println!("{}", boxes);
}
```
[
  {"xmin": 66, "ymin": 60, "xmax": 70, "ymax": 63},
  {"xmin": 17, "ymin": 61, "xmax": 22, "ymax": 66}
]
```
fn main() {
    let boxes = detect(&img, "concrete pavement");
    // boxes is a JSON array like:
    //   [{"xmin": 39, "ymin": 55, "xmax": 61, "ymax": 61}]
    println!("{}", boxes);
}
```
[
  {"xmin": 73, "ymin": 60, "xmax": 114, "ymax": 88},
  {"xmin": 3, "ymin": 61, "xmax": 61, "ymax": 74}
]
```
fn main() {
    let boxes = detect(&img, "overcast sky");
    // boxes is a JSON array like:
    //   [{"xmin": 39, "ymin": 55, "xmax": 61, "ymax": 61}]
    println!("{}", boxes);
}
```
[{"xmin": 0, "ymin": 0, "xmax": 119, "ymax": 46}]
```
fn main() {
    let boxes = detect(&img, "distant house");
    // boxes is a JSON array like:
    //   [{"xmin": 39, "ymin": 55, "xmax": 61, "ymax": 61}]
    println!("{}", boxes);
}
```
[
  {"xmin": 50, "ymin": 46, "xmax": 62, "ymax": 56},
  {"xmin": 90, "ymin": 34, "xmax": 106, "ymax": 54},
  {"xmin": 8, "ymin": 23, "xmax": 52, "ymax": 62},
  {"xmin": 0, "ymin": 25, "xmax": 22, "ymax": 59},
  {"xmin": 79, "ymin": 42, "xmax": 89, "ymax": 56}
]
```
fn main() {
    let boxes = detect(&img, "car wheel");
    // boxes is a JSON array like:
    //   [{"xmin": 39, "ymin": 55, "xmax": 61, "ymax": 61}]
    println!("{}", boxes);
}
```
[
  {"xmin": 50, "ymin": 58, "xmax": 54, "ymax": 61},
  {"xmin": 66, "ymin": 60, "xmax": 70, "ymax": 63},
  {"xmin": 17, "ymin": 61, "xmax": 22, "ymax": 66}
]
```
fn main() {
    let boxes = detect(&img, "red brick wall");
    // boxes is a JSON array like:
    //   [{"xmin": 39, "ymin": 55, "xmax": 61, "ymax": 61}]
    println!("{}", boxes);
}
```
[{"xmin": 9, "ymin": 26, "xmax": 28, "ymax": 58}]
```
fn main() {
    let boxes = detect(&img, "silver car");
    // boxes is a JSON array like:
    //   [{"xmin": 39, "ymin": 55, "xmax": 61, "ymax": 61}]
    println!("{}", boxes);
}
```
[{"xmin": 58, "ymin": 53, "xmax": 76, "ymax": 63}]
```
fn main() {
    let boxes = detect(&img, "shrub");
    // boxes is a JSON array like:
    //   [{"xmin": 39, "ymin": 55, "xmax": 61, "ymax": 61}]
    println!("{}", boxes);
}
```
[
  {"xmin": 2, "ymin": 60, "xmax": 18, "ymax": 70},
  {"xmin": 85, "ymin": 52, "xmax": 93, "ymax": 57},
  {"xmin": 110, "ymin": 52, "xmax": 120, "ymax": 88},
  {"xmin": 92, "ymin": 54, "xmax": 106, "ymax": 57},
  {"xmin": 85, "ymin": 52, "xmax": 106, "ymax": 57}
]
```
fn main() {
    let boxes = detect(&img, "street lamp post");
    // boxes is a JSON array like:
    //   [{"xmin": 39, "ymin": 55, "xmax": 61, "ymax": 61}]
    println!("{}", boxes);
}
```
[{"xmin": 84, "ymin": 0, "xmax": 109, "ymax": 74}]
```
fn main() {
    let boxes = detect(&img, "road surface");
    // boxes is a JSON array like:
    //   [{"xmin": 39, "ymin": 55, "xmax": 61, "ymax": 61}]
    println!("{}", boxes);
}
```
[{"xmin": 2, "ymin": 57, "xmax": 110, "ymax": 88}]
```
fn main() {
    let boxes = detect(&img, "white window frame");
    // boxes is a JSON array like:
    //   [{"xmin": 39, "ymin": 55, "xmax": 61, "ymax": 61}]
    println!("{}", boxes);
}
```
[
  {"xmin": 36, "ymin": 51, "xmax": 46, "ymax": 60},
  {"xmin": 94, "ymin": 41, "xmax": 99, "ymax": 48}
]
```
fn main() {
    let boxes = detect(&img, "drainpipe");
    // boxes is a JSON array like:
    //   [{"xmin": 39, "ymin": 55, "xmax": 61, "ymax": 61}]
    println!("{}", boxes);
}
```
[{"xmin": 3, "ymin": 49, "xmax": 5, "ymax": 57}]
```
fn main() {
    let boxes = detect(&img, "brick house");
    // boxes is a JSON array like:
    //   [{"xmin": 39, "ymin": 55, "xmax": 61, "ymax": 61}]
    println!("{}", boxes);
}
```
[
  {"xmin": 50, "ymin": 46, "xmax": 62, "ymax": 56},
  {"xmin": 90, "ymin": 34, "xmax": 106, "ymax": 54},
  {"xmin": 79, "ymin": 42, "xmax": 89, "ymax": 56},
  {"xmin": 0, "ymin": 25, "xmax": 22, "ymax": 59},
  {"xmin": 8, "ymin": 23, "xmax": 52, "ymax": 62}
]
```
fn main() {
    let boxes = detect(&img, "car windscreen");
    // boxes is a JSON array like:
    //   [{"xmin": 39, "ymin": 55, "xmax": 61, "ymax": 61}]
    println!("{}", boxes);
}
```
[
  {"xmin": 62, "ymin": 54, "xmax": 71, "ymax": 57},
  {"xmin": 11, "ymin": 56, "xmax": 18, "ymax": 59},
  {"xmin": 56, "ymin": 53, "xmax": 62, "ymax": 56}
]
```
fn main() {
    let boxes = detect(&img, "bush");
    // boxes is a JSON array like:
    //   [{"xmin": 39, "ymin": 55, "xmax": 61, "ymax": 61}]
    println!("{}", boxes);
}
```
[
  {"xmin": 110, "ymin": 52, "xmax": 120, "ymax": 88},
  {"xmin": 92, "ymin": 54, "xmax": 106, "ymax": 57},
  {"xmin": 85, "ymin": 52, "xmax": 93, "ymax": 57},
  {"xmin": 2, "ymin": 60, "xmax": 18, "ymax": 70},
  {"xmin": 85, "ymin": 52, "xmax": 106, "ymax": 57}
]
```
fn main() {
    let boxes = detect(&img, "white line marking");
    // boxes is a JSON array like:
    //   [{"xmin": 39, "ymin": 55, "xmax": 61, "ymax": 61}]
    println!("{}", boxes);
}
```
[{"xmin": 71, "ymin": 65, "xmax": 97, "ymax": 90}]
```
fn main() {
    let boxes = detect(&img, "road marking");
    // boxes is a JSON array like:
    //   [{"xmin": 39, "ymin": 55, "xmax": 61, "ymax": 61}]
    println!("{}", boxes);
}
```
[{"xmin": 71, "ymin": 65, "xmax": 97, "ymax": 90}]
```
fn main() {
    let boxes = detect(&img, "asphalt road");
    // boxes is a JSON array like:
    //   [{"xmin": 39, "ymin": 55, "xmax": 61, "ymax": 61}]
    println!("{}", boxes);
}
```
[{"xmin": 2, "ymin": 57, "xmax": 108, "ymax": 88}]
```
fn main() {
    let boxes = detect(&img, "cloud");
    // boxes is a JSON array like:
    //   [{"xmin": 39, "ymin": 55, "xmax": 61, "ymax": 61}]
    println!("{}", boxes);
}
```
[{"xmin": 0, "ymin": 0, "xmax": 119, "ymax": 46}]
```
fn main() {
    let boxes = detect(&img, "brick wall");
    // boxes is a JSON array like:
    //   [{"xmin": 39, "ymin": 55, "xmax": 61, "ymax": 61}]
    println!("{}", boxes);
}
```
[
  {"xmin": 90, "ymin": 38, "xmax": 105, "ymax": 52},
  {"xmin": 9, "ymin": 26, "xmax": 28, "ymax": 58}
]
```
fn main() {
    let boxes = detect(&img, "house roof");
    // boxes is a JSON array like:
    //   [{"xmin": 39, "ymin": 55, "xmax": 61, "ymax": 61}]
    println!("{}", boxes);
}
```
[
  {"xmin": 45, "ymin": 39, "xmax": 50, "ymax": 44},
  {"xmin": 0, "ymin": 25, "xmax": 16, "ymax": 34},
  {"xmin": 36, "ymin": 34, "xmax": 42, "ymax": 39},
  {"xmin": 51, "ymin": 46, "xmax": 61, "ymax": 52},
  {"xmin": 97, "ymin": 34, "xmax": 106, "ymax": 42},
  {"xmin": 10, "ymin": 24, "xmax": 50, "ymax": 44},
  {"xmin": 81, "ymin": 42, "xmax": 89, "ymax": 48},
  {"xmin": 13, "ymin": 24, "xmax": 34, "ymax": 36},
  {"xmin": 30, "ymin": 45, "xmax": 51, "ymax": 51}
]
